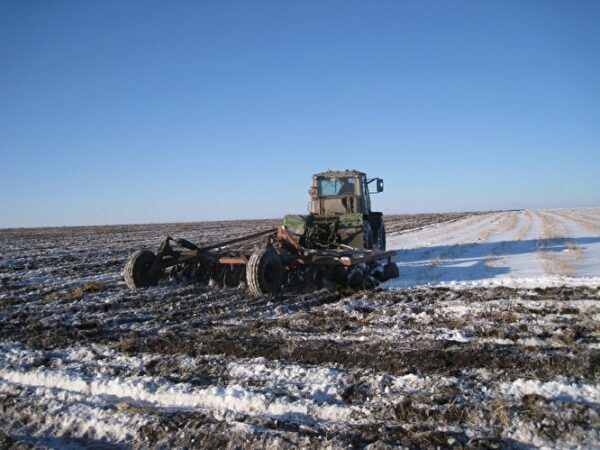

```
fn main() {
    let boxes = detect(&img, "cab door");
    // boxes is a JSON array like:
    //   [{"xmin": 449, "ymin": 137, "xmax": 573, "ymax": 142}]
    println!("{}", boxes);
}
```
[{"xmin": 361, "ymin": 174, "xmax": 371, "ymax": 213}]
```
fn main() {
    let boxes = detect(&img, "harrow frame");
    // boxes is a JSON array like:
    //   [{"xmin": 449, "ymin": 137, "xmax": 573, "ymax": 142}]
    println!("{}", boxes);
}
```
[{"xmin": 124, "ymin": 225, "xmax": 399, "ymax": 295}]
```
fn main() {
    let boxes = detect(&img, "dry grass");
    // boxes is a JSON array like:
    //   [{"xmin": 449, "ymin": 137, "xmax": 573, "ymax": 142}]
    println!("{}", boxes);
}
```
[
  {"xmin": 514, "ymin": 210, "xmax": 532, "ymax": 241},
  {"xmin": 548, "ymin": 210, "xmax": 600, "ymax": 235},
  {"xmin": 535, "ymin": 211, "xmax": 580, "ymax": 276},
  {"xmin": 578, "ymin": 209, "xmax": 600, "ymax": 224},
  {"xmin": 484, "ymin": 251, "xmax": 500, "ymax": 268},
  {"xmin": 63, "ymin": 281, "xmax": 103, "ymax": 299},
  {"xmin": 503, "ymin": 211, "xmax": 520, "ymax": 234},
  {"xmin": 564, "ymin": 241, "xmax": 584, "ymax": 260},
  {"xmin": 473, "ymin": 211, "xmax": 519, "ymax": 243},
  {"xmin": 537, "ymin": 252, "xmax": 575, "ymax": 277},
  {"xmin": 495, "ymin": 309, "xmax": 518, "ymax": 323},
  {"xmin": 484, "ymin": 396, "xmax": 512, "ymax": 427},
  {"xmin": 538, "ymin": 211, "xmax": 566, "ymax": 240},
  {"xmin": 439, "ymin": 213, "xmax": 494, "ymax": 244},
  {"xmin": 417, "ymin": 213, "xmax": 490, "ymax": 246},
  {"xmin": 115, "ymin": 399, "xmax": 153, "ymax": 414},
  {"xmin": 429, "ymin": 256, "xmax": 444, "ymax": 266},
  {"xmin": 115, "ymin": 333, "xmax": 138, "ymax": 352},
  {"xmin": 554, "ymin": 258, "xmax": 575, "ymax": 277},
  {"xmin": 536, "ymin": 244, "xmax": 576, "ymax": 277}
]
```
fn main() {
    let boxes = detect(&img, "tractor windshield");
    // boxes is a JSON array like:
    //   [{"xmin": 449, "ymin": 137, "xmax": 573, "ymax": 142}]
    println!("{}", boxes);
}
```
[{"xmin": 317, "ymin": 177, "xmax": 356, "ymax": 196}]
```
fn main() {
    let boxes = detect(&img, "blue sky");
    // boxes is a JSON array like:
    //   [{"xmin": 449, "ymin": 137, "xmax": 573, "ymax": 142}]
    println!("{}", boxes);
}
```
[{"xmin": 1, "ymin": 1, "xmax": 599, "ymax": 227}]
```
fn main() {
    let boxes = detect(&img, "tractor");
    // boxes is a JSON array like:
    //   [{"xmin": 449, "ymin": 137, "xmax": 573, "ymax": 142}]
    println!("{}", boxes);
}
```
[
  {"xmin": 283, "ymin": 169, "xmax": 386, "ymax": 251},
  {"xmin": 123, "ymin": 170, "xmax": 398, "ymax": 295}
]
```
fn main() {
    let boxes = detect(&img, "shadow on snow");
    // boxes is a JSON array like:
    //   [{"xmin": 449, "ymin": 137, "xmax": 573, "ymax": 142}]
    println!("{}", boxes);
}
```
[{"xmin": 387, "ymin": 236, "xmax": 600, "ymax": 286}]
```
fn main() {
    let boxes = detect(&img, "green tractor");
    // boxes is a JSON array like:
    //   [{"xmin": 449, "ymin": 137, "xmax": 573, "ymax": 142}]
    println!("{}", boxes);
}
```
[
  {"xmin": 283, "ymin": 170, "xmax": 387, "ymax": 251},
  {"xmin": 123, "ymin": 169, "xmax": 398, "ymax": 295}
]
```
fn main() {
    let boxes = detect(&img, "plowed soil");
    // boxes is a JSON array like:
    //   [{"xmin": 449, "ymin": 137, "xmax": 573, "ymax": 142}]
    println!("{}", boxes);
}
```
[{"xmin": 1, "ymin": 213, "xmax": 598, "ymax": 449}]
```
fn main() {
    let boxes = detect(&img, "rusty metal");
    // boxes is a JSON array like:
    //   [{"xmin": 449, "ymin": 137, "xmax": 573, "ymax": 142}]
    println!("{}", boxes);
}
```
[
  {"xmin": 276, "ymin": 226, "xmax": 301, "ymax": 250},
  {"xmin": 217, "ymin": 255, "xmax": 249, "ymax": 265}
]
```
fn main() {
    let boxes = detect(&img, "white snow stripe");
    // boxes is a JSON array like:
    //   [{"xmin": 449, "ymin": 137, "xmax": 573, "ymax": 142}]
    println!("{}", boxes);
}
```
[{"xmin": 0, "ymin": 366, "xmax": 354, "ymax": 424}]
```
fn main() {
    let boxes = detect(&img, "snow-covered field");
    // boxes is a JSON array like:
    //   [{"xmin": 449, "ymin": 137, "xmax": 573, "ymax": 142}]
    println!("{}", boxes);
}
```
[
  {"xmin": 0, "ymin": 209, "xmax": 599, "ymax": 448},
  {"xmin": 386, "ymin": 208, "xmax": 600, "ymax": 289}
]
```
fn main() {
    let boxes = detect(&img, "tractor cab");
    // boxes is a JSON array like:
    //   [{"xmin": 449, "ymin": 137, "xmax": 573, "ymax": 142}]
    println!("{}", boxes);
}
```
[{"xmin": 309, "ymin": 170, "xmax": 383, "ymax": 216}]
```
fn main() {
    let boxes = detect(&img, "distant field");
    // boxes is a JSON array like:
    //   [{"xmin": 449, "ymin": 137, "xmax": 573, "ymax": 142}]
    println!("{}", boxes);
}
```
[
  {"xmin": 0, "ymin": 209, "xmax": 598, "ymax": 448},
  {"xmin": 385, "ymin": 208, "xmax": 600, "ymax": 287}
]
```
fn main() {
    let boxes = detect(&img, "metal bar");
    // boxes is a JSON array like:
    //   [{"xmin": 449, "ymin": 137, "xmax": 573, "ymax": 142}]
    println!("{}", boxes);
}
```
[
  {"xmin": 287, "ymin": 258, "xmax": 349, "ymax": 266},
  {"xmin": 277, "ymin": 226, "xmax": 302, "ymax": 251},
  {"xmin": 344, "ymin": 250, "xmax": 396, "ymax": 265},
  {"xmin": 217, "ymin": 256, "xmax": 248, "ymax": 265},
  {"xmin": 156, "ymin": 253, "xmax": 200, "ymax": 270},
  {"xmin": 283, "ymin": 250, "xmax": 396, "ymax": 267},
  {"xmin": 198, "ymin": 228, "xmax": 277, "ymax": 251}
]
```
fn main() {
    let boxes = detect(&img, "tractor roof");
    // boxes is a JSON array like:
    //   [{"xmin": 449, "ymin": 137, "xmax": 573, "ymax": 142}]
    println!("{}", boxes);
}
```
[{"xmin": 313, "ymin": 170, "xmax": 366, "ymax": 178}]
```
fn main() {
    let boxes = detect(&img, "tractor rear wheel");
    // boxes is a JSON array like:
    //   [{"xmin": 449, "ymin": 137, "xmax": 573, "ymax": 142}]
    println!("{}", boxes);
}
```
[
  {"xmin": 363, "ymin": 221, "xmax": 374, "ymax": 250},
  {"xmin": 246, "ymin": 249, "xmax": 283, "ymax": 296},
  {"xmin": 375, "ymin": 223, "xmax": 386, "ymax": 251},
  {"xmin": 123, "ymin": 250, "xmax": 160, "ymax": 288}
]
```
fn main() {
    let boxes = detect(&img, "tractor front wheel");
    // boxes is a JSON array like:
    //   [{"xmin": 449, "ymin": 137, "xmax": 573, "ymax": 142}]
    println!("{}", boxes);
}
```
[
  {"xmin": 123, "ymin": 250, "xmax": 160, "ymax": 288},
  {"xmin": 246, "ymin": 249, "xmax": 283, "ymax": 296}
]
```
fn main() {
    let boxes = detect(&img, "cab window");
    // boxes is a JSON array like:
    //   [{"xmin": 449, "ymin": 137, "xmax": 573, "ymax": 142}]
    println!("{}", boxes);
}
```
[{"xmin": 317, "ymin": 177, "xmax": 356, "ymax": 196}]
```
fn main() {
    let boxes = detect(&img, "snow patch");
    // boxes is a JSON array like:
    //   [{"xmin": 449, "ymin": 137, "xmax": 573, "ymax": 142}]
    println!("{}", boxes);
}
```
[{"xmin": 501, "ymin": 378, "xmax": 600, "ymax": 404}]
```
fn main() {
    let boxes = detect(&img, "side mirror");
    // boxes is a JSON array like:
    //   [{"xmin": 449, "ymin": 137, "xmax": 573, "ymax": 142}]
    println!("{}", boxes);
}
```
[{"xmin": 367, "ymin": 177, "xmax": 384, "ymax": 194}]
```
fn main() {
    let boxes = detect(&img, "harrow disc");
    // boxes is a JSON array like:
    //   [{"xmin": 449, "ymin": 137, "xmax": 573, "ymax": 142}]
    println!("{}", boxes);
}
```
[{"xmin": 223, "ymin": 266, "xmax": 242, "ymax": 288}]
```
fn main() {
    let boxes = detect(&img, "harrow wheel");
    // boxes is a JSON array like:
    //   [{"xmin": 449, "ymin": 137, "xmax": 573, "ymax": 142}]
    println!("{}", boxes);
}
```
[
  {"xmin": 123, "ymin": 250, "xmax": 160, "ymax": 288},
  {"xmin": 246, "ymin": 249, "xmax": 283, "ymax": 296}
]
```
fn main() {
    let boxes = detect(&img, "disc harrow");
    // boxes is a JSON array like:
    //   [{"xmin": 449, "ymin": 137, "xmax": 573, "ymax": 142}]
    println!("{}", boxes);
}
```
[{"xmin": 124, "ymin": 225, "xmax": 399, "ymax": 295}]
